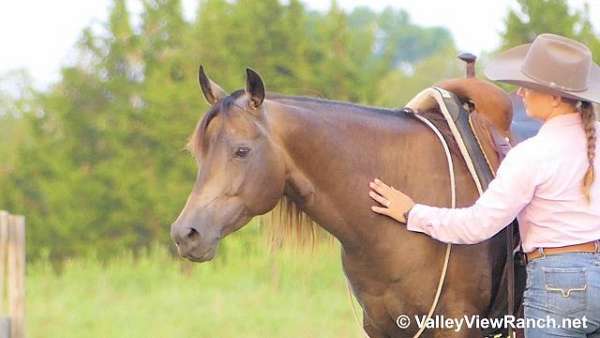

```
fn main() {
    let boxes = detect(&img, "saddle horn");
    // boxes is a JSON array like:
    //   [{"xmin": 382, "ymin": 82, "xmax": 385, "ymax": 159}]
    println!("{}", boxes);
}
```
[{"xmin": 458, "ymin": 53, "xmax": 477, "ymax": 78}]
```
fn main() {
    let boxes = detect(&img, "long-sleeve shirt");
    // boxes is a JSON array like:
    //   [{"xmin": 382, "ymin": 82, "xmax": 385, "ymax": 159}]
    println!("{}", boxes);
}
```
[{"xmin": 406, "ymin": 112, "xmax": 600, "ymax": 253}]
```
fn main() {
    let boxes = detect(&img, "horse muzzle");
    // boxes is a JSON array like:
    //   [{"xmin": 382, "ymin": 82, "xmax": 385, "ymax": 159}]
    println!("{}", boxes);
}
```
[{"xmin": 170, "ymin": 224, "xmax": 219, "ymax": 262}]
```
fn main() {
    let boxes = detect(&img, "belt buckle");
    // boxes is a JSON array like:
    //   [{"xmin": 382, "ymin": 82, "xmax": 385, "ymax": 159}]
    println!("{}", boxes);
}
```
[{"xmin": 594, "ymin": 240, "xmax": 600, "ymax": 253}]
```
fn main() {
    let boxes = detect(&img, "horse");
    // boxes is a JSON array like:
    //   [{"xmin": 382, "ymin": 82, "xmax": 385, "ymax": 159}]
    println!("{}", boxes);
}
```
[{"xmin": 170, "ymin": 66, "xmax": 515, "ymax": 337}]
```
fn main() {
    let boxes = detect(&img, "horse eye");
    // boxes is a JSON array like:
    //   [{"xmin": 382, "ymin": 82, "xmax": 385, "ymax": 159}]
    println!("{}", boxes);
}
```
[{"xmin": 234, "ymin": 146, "xmax": 251, "ymax": 158}]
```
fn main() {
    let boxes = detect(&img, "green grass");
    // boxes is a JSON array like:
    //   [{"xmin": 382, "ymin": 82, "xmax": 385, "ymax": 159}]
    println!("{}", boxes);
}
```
[{"xmin": 26, "ymin": 234, "xmax": 364, "ymax": 338}]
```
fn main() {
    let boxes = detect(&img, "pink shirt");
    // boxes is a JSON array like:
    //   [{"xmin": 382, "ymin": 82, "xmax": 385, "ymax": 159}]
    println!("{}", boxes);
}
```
[{"xmin": 406, "ymin": 113, "xmax": 600, "ymax": 253}]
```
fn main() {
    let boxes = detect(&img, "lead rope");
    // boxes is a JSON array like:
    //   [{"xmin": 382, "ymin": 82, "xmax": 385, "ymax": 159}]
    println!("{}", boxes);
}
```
[
  {"xmin": 408, "ymin": 114, "xmax": 455, "ymax": 338},
  {"xmin": 346, "ymin": 112, "xmax": 456, "ymax": 338}
]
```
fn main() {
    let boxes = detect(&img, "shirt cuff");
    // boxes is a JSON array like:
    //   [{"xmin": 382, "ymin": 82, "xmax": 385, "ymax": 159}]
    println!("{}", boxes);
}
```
[{"xmin": 405, "ymin": 203, "xmax": 431, "ymax": 234}]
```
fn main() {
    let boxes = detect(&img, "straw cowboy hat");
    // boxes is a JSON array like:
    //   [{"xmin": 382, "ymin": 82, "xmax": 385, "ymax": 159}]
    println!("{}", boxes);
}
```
[{"xmin": 485, "ymin": 33, "xmax": 600, "ymax": 104}]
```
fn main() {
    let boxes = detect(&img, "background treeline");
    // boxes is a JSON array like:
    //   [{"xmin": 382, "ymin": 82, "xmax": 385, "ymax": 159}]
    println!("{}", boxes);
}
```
[{"xmin": 1, "ymin": 0, "xmax": 598, "ymax": 261}]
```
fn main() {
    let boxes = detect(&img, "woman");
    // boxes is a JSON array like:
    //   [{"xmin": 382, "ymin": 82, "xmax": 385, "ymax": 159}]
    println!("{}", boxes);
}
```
[{"xmin": 369, "ymin": 33, "xmax": 600, "ymax": 337}]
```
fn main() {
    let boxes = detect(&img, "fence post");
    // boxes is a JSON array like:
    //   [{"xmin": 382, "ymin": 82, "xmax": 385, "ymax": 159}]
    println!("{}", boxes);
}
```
[
  {"xmin": 0, "ymin": 211, "xmax": 8, "ymax": 312},
  {"xmin": 0, "ymin": 319, "xmax": 9, "ymax": 338},
  {"xmin": 0, "ymin": 211, "xmax": 8, "ymax": 338},
  {"xmin": 0, "ymin": 211, "xmax": 25, "ymax": 338},
  {"xmin": 7, "ymin": 215, "xmax": 25, "ymax": 338}
]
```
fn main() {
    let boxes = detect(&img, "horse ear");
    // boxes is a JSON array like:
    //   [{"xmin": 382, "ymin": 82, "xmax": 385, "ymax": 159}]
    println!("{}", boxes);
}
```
[
  {"xmin": 198, "ymin": 65, "xmax": 227, "ymax": 105},
  {"xmin": 245, "ymin": 68, "xmax": 265, "ymax": 109}
]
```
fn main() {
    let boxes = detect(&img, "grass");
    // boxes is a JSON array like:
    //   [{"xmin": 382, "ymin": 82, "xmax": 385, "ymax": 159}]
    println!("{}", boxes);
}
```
[{"xmin": 26, "ymin": 229, "xmax": 364, "ymax": 338}]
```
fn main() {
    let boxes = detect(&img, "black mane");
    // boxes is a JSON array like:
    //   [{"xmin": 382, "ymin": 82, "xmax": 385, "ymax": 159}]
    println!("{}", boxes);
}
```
[{"xmin": 267, "ymin": 92, "xmax": 407, "ymax": 118}]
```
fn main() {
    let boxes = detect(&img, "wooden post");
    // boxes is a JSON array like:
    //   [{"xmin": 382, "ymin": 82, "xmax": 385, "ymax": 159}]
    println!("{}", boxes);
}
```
[
  {"xmin": 0, "ymin": 318, "xmax": 9, "ymax": 338},
  {"xmin": 0, "ymin": 211, "xmax": 8, "ymax": 314},
  {"xmin": 0, "ymin": 211, "xmax": 10, "ymax": 338},
  {"xmin": 7, "ymin": 215, "xmax": 25, "ymax": 338},
  {"xmin": 0, "ymin": 212, "xmax": 26, "ymax": 338}
]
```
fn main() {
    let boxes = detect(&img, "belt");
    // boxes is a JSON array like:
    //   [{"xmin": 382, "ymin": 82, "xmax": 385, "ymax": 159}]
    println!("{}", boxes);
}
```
[{"xmin": 526, "ymin": 240, "xmax": 600, "ymax": 262}]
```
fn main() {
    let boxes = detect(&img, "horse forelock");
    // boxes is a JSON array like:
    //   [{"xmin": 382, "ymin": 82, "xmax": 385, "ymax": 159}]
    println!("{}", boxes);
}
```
[{"xmin": 186, "ymin": 90, "xmax": 247, "ymax": 158}]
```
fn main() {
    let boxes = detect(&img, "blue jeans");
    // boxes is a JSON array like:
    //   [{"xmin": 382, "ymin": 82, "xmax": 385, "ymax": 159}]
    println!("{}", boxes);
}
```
[{"xmin": 523, "ymin": 252, "xmax": 600, "ymax": 337}]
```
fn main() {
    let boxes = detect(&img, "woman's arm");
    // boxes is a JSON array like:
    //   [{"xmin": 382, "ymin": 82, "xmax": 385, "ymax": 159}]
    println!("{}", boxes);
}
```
[
  {"xmin": 369, "ymin": 140, "xmax": 543, "ymax": 244},
  {"xmin": 404, "ymin": 142, "xmax": 540, "ymax": 244}
]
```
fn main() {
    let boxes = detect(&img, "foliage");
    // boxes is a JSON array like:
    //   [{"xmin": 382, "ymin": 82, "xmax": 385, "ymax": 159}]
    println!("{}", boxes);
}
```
[
  {"xmin": 0, "ymin": 70, "xmax": 35, "ymax": 175},
  {"xmin": 0, "ymin": 0, "xmax": 456, "ymax": 260},
  {"xmin": 500, "ymin": 0, "xmax": 600, "ymax": 63},
  {"xmin": 4, "ymin": 0, "xmax": 597, "ymax": 260}
]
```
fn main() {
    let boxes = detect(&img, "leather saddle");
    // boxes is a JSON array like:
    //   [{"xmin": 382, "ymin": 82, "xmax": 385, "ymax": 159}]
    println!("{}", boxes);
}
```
[{"xmin": 403, "ymin": 77, "xmax": 526, "ymax": 338}]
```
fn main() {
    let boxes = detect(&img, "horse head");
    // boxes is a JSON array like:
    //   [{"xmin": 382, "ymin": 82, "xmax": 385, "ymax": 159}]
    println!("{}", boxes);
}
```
[{"xmin": 170, "ymin": 66, "xmax": 287, "ymax": 262}]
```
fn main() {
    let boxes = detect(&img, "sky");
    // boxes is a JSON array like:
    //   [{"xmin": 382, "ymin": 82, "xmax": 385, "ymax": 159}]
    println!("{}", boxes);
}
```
[{"xmin": 0, "ymin": 0, "xmax": 598, "ymax": 89}]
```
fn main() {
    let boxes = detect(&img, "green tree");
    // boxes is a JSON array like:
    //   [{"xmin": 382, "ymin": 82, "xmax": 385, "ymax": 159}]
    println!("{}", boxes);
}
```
[
  {"xmin": 500, "ymin": 0, "xmax": 600, "ymax": 62},
  {"xmin": 0, "ymin": 0, "xmax": 461, "ymax": 260},
  {"xmin": 374, "ymin": 46, "xmax": 463, "ymax": 107},
  {"xmin": 0, "ymin": 70, "xmax": 34, "ymax": 171}
]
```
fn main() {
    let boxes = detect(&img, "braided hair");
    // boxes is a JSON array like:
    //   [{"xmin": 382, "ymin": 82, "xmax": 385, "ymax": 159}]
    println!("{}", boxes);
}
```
[{"xmin": 577, "ymin": 100, "xmax": 597, "ymax": 204}]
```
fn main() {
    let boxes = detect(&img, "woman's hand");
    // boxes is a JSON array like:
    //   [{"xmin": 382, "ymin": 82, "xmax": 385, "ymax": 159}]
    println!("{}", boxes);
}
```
[{"xmin": 369, "ymin": 178, "xmax": 415, "ymax": 224}]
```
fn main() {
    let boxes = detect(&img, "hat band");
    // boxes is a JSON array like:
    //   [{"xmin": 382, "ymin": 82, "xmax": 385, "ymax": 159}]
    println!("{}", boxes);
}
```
[{"xmin": 520, "ymin": 65, "xmax": 588, "ymax": 92}]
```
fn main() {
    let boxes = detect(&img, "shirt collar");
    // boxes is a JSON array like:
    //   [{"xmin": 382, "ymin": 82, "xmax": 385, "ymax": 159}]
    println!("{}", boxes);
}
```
[{"xmin": 537, "ymin": 113, "xmax": 582, "ymax": 135}]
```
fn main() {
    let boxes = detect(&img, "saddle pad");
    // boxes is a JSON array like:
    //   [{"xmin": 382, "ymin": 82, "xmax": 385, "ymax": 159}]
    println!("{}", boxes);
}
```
[{"xmin": 468, "ymin": 110, "xmax": 514, "ymax": 174}]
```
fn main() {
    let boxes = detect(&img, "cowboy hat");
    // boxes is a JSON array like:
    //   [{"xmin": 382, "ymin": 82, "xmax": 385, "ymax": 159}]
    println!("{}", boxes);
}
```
[{"xmin": 484, "ymin": 33, "xmax": 600, "ymax": 104}]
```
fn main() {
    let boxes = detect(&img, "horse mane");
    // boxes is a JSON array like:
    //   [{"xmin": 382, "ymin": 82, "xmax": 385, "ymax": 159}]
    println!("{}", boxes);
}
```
[
  {"xmin": 269, "ymin": 93, "xmax": 461, "ymax": 156},
  {"xmin": 259, "ymin": 195, "xmax": 333, "ymax": 252},
  {"xmin": 259, "ymin": 94, "xmax": 408, "ymax": 251},
  {"xmin": 187, "ymin": 91, "xmax": 411, "ymax": 157},
  {"xmin": 259, "ymin": 94, "xmax": 463, "ymax": 251},
  {"xmin": 268, "ymin": 92, "xmax": 406, "ymax": 118}
]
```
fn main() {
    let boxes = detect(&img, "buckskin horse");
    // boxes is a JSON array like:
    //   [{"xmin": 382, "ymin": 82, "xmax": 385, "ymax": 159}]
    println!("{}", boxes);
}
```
[{"xmin": 170, "ymin": 65, "xmax": 522, "ymax": 337}]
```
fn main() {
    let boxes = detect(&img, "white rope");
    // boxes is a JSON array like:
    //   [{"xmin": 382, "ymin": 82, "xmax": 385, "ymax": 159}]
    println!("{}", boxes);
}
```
[
  {"xmin": 346, "ymin": 85, "xmax": 503, "ymax": 336},
  {"xmin": 345, "ymin": 274, "xmax": 371, "ymax": 337},
  {"xmin": 409, "ymin": 114, "xmax": 455, "ymax": 338},
  {"xmin": 345, "ymin": 112, "xmax": 457, "ymax": 338}
]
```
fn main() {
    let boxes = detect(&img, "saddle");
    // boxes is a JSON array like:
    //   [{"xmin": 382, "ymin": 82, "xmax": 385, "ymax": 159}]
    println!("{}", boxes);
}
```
[
  {"xmin": 405, "ymin": 79, "xmax": 515, "ymax": 182},
  {"xmin": 404, "ymin": 76, "xmax": 525, "ymax": 338}
]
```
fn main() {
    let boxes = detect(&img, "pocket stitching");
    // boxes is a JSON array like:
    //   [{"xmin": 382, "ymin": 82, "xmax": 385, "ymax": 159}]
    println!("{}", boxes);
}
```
[
  {"xmin": 541, "ymin": 268, "xmax": 587, "ymax": 314},
  {"xmin": 541, "ymin": 266, "xmax": 587, "ymax": 273},
  {"xmin": 544, "ymin": 284, "xmax": 587, "ymax": 298}
]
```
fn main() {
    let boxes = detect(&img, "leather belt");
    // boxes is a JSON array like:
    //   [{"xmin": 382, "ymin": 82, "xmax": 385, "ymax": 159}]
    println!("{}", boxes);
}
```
[{"xmin": 526, "ymin": 240, "xmax": 600, "ymax": 262}]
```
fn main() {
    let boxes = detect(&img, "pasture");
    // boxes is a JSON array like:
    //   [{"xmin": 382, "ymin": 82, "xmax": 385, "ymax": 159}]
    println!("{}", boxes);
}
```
[{"xmin": 27, "ymin": 224, "xmax": 361, "ymax": 338}]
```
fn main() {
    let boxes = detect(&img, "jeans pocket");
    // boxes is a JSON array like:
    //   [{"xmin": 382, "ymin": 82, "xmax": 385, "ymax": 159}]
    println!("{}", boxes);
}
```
[{"xmin": 542, "ymin": 267, "xmax": 587, "ymax": 315}]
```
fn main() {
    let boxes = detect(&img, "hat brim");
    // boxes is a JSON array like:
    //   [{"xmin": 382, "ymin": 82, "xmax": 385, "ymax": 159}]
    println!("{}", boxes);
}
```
[{"xmin": 484, "ymin": 43, "xmax": 600, "ymax": 104}]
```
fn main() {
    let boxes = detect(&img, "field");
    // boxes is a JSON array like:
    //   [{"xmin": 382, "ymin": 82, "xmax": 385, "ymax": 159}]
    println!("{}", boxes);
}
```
[{"xmin": 26, "ymin": 227, "xmax": 363, "ymax": 338}]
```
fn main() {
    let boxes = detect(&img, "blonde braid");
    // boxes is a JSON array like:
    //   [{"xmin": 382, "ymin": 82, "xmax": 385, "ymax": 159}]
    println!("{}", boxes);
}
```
[{"xmin": 578, "ymin": 101, "xmax": 596, "ymax": 204}]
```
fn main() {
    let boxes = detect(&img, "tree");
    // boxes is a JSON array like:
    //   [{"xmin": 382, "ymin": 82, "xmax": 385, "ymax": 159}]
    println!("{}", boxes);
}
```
[
  {"xmin": 374, "ymin": 46, "xmax": 463, "ymax": 107},
  {"xmin": 500, "ymin": 0, "xmax": 600, "ymax": 63},
  {"xmin": 0, "ymin": 0, "xmax": 461, "ymax": 260}
]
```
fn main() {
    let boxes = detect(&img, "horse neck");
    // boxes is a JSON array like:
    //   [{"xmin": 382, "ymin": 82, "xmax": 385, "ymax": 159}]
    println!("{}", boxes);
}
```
[{"xmin": 263, "ymin": 96, "xmax": 455, "ymax": 250}]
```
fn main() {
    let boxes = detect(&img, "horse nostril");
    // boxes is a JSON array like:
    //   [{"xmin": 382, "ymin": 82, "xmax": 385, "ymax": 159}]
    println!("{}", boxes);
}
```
[{"xmin": 187, "ymin": 227, "xmax": 200, "ymax": 241}]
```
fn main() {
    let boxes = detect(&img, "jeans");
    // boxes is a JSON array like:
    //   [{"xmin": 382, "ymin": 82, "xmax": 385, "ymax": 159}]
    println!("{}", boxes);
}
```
[{"xmin": 523, "ymin": 252, "xmax": 600, "ymax": 337}]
